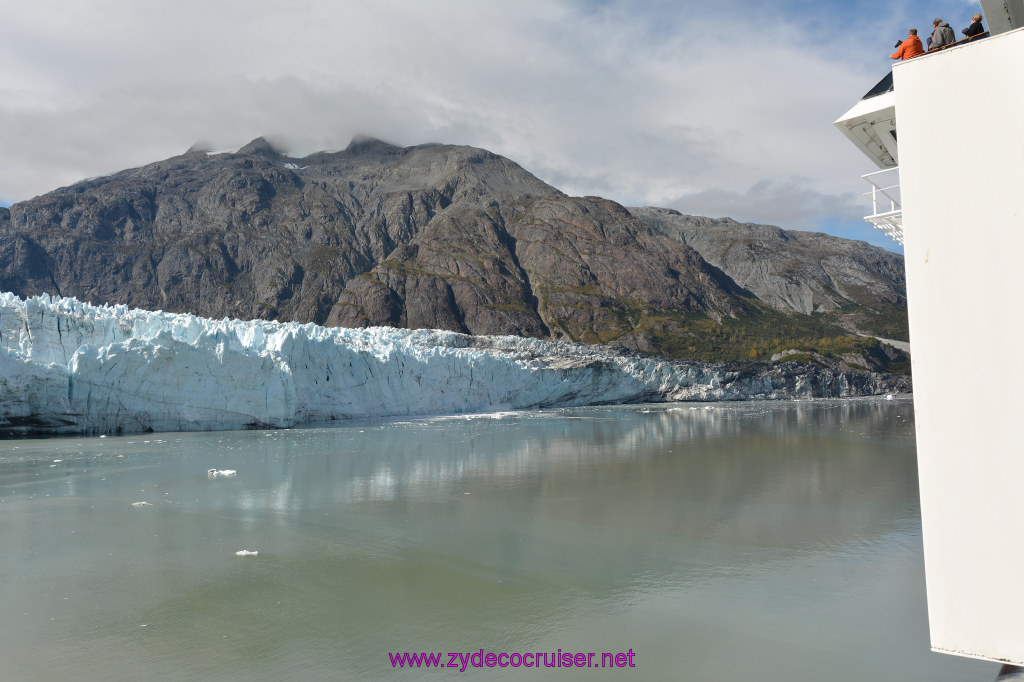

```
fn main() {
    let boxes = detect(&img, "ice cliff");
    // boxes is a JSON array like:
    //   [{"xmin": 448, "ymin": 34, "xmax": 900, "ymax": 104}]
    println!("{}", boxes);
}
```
[{"xmin": 0, "ymin": 293, "xmax": 910, "ymax": 436}]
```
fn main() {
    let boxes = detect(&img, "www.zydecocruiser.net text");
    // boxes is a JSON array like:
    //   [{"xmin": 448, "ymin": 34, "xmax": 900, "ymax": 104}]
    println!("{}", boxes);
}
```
[{"xmin": 389, "ymin": 649, "xmax": 637, "ymax": 671}]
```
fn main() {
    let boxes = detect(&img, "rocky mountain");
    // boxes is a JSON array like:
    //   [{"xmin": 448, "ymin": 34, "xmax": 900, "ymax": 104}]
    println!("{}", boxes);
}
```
[
  {"xmin": 0, "ymin": 136, "xmax": 908, "ymax": 369},
  {"xmin": 629, "ymin": 207, "xmax": 908, "ymax": 341}
]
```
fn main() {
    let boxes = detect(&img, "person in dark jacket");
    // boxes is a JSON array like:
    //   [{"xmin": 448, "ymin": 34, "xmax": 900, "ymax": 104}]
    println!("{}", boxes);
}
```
[
  {"xmin": 929, "ymin": 18, "xmax": 956, "ymax": 50},
  {"xmin": 963, "ymin": 13, "xmax": 985, "ymax": 40}
]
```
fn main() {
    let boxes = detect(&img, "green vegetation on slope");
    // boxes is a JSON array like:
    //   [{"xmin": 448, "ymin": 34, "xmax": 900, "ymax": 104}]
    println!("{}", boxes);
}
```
[{"xmin": 616, "ymin": 299, "xmax": 911, "ymax": 374}]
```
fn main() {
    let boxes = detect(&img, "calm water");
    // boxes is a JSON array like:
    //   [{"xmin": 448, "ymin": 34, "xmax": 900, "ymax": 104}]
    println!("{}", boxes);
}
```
[{"xmin": 0, "ymin": 399, "xmax": 996, "ymax": 681}]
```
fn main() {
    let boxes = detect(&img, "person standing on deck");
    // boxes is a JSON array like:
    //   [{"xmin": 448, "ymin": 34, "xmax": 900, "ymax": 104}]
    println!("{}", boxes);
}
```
[
  {"xmin": 928, "ymin": 18, "xmax": 956, "ymax": 51},
  {"xmin": 963, "ymin": 13, "xmax": 985, "ymax": 40},
  {"xmin": 891, "ymin": 29, "xmax": 924, "ymax": 60}
]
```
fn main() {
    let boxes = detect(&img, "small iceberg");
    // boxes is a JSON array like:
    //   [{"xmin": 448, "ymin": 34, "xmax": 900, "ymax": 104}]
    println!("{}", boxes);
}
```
[
  {"xmin": 208, "ymin": 469, "xmax": 237, "ymax": 477},
  {"xmin": 130, "ymin": 501, "xmax": 152, "ymax": 507},
  {"xmin": 235, "ymin": 550, "xmax": 258, "ymax": 557}
]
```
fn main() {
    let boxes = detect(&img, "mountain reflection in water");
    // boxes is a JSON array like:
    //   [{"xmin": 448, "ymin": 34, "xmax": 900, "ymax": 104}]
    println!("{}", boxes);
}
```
[{"xmin": 0, "ymin": 399, "xmax": 995, "ymax": 681}]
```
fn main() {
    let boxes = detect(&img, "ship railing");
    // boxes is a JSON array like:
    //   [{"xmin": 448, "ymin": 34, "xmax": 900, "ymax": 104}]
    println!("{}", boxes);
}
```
[
  {"xmin": 928, "ymin": 31, "xmax": 990, "ymax": 53},
  {"xmin": 862, "ymin": 167, "xmax": 903, "ymax": 245}
]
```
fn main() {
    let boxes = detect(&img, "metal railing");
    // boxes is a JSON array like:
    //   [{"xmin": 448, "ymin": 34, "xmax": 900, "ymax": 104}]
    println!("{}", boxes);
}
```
[{"xmin": 862, "ymin": 167, "xmax": 903, "ymax": 245}]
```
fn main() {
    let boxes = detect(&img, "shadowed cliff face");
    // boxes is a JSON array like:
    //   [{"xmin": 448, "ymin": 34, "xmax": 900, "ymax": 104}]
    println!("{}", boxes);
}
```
[{"xmin": 0, "ymin": 137, "xmax": 908, "ymax": 363}]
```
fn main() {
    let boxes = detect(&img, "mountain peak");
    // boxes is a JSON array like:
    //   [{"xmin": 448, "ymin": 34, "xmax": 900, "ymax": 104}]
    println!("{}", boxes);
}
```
[
  {"xmin": 237, "ymin": 137, "xmax": 283, "ymax": 156},
  {"xmin": 344, "ymin": 135, "xmax": 400, "ymax": 156}
]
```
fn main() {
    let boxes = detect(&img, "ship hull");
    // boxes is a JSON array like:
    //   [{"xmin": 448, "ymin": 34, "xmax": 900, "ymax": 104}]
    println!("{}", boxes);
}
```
[{"xmin": 894, "ymin": 26, "xmax": 1024, "ymax": 666}]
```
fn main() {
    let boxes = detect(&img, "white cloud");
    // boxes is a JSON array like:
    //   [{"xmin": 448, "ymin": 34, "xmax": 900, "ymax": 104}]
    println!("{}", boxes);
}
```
[
  {"xmin": 659, "ymin": 179, "xmax": 866, "ymax": 230},
  {"xmin": 0, "ymin": 0, "xmax": 942, "ymax": 244}
]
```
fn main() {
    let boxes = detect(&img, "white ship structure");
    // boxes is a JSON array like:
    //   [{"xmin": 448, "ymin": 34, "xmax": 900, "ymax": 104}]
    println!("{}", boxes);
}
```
[{"xmin": 835, "ymin": 0, "xmax": 1024, "ymax": 674}]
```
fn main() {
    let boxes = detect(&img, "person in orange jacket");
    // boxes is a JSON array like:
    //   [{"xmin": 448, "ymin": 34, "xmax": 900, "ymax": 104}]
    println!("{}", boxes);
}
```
[{"xmin": 891, "ymin": 28, "xmax": 925, "ymax": 60}]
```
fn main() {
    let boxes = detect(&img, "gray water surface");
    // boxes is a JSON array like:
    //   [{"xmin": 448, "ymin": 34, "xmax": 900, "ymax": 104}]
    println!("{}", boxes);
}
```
[{"xmin": 0, "ymin": 399, "xmax": 996, "ymax": 680}]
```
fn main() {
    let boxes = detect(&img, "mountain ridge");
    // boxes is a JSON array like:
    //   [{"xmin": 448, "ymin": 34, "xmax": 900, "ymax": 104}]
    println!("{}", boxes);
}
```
[{"xmin": 0, "ymin": 136, "xmax": 908, "ymax": 371}]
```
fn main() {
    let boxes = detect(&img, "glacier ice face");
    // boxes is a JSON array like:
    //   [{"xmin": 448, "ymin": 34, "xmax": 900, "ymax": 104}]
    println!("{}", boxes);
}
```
[{"xmin": 0, "ymin": 292, "xmax": 907, "ymax": 436}]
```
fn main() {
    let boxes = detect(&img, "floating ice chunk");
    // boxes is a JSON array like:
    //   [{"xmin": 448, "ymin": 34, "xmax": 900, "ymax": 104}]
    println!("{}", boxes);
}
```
[
  {"xmin": 208, "ymin": 469, "xmax": 237, "ymax": 477},
  {"xmin": 886, "ymin": 394, "xmax": 894, "ymax": 400},
  {"xmin": 235, "ymin": 550, "xmax": 258, "ymax": 557},
  {"xmin": 131, "ymin": 501, "xmax": 152, "ymax": 507}
]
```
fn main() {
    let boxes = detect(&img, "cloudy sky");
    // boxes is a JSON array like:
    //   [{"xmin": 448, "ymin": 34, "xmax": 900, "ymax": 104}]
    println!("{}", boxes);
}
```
[{"xmin": 0, "ymin": 0, "xmax": 985, "ymax": 252}]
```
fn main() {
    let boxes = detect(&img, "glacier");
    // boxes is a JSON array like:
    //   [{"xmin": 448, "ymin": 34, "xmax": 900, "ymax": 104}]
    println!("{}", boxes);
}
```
[{"xmin": 0, "ymin": 292, "xmax": 909, "ymax": 436}]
